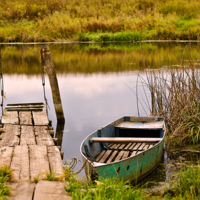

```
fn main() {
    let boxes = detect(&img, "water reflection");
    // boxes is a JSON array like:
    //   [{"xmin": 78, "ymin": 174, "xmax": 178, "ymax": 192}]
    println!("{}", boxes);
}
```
[
  {"xmin": 1, "ymin": 42, "xmax": 200, "ymax": 180},
  {"xmin": 55, "ymin": 121, "xmax": 65, "ymax": 147},
  {"xmin": 2, "ymin": 42, "xmax": 200, "ymax": 74}
]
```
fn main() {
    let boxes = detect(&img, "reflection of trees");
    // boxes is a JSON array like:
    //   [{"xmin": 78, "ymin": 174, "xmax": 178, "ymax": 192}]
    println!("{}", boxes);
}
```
[{"xmin": 2, "ymin": 43, "xmax": 199, "ymax": 75}]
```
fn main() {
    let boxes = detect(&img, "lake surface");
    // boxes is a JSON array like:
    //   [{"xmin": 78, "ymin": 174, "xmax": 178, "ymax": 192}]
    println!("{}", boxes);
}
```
[{"xmin": 1, "ymin": 42, "xmax": 200, "ymax": 178}]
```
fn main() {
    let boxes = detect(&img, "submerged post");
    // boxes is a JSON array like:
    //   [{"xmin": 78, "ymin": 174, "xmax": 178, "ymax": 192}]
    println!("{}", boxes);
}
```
[
  {"xmin": 41, "ymin": 46, "xmax": 65, "ymax": 122},
  {"xmin": 55, "ymin": 121, "xmax": 65, "ymax": 147}
]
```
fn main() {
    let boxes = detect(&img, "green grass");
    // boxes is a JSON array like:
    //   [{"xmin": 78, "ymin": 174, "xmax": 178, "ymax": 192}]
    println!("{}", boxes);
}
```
[
  {"xmin": 0, "ymin": 166, "xmax": 12, "ymax": 182},
  {"xmin": 63, "ymin": 166, "xmax": 144, "ymax": 199},
  {"xmin": 33, "ymin": 174, "xmax": 40, "ymax": 183},
  {"xmin": 164, "ymin": 165, "xmax": 200, "ymax": 199},
  {"xmin": 64, "ymin": 165, "xmax": 200, "ymax": 200},
  {"xmin": 63, "ymin": 164, "xmax": 200, "ymax": 200},
  {"xmin": 77, "ymin": 31, "xmax": 143, "ymax": 42},
  {"xmin": 65, "ymin": 173, "xmax": 144, "ymax": 200}
]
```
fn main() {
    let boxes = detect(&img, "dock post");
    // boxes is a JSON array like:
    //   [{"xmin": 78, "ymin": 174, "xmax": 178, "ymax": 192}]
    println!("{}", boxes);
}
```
[
  {"xmin": 0, "ymin": 45, "xmax": 3, "ymax": 116},
  {"xmin": 40, "ymin": 46, "xmax": 65, "ymax": 122},
  {"xmin": 0, "ymin": 45, "xmax": 1, "ymax": 74}
]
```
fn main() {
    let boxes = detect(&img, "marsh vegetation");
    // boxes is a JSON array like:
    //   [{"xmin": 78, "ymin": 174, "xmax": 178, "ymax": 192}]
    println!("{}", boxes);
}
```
[
  {"xmin": 144, "ymin": 66, "xmax": 200, "ymax": 147},
  {"xmin": 1, "ymin": 0, "xmax": 200, "ymax": 42}
]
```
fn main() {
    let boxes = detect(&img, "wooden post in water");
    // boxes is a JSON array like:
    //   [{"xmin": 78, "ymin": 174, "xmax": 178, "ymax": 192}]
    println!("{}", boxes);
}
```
[
  {"xmin": 41, "ymin": 46, "xmax": 65, "ymax": 122},
  {"xmin": 55, "ymin": 121, "xmax": 65, "ymax": 147}
]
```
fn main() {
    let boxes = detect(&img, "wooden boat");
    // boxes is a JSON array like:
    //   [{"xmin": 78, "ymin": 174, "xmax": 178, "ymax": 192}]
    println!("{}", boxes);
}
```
[{"xmin": 80, "ymin": 116, "xmax": 165, "ymax": 182}]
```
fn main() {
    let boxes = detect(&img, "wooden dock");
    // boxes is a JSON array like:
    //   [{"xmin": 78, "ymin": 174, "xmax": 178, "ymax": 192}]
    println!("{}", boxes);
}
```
[{"xmin": 0, "ymin": 102, "xmax": 71, "ymax": 200}]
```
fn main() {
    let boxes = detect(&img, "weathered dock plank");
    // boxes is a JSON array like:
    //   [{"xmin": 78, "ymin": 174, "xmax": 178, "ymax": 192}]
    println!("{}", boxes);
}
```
[
  {"xmin": 32, "ymin": 111, "xmax": 48, "ymax": 126},
  {"xmin": 35, "ymin": 126, "xmax": 54, "ymax": 146},
  {"xmin": 48, "ymin": 146, "xmax": 63, "ymax": 177},
  {"xmin": 10, "ymin": 145, "xmax": 29, "ymax": 181},
  {"xmin": 0, "ymin": 124, "xmax": 20, "ymax": 146},
  {"xmin": 3, "ymin": 124, "xmax": 20, "ymax": 135},
  {"xmin": 6, "ymin": 182, "xmax": 35, "ymax": 200},
  {"xmin": 29, "ymin": 145, "xmax": 50, "ymax": 179},
  {"xmin": 7, "ymin": 102, "xmax": 44, "ymax": 106},
  {"xmin": 7, "ymin": 108, "xmax": 43, "ymax": 112},
  {"xmin": 34, "ymin": 181, "xmax": 72, "ymax": 200},
  {"xmin": 0, "ymin": 146, "xmax": 14, "ymax": 167},
  {"xmin": 1, "ymin": 109, "xmax": 19, "ymax": 124},
  {"xmin": 19, "ymin": 112, "xmax": 32, "ymax": 125},
  {"xmin": 20, "ymin": 126, "xmax": 36, "ymax": 145}
]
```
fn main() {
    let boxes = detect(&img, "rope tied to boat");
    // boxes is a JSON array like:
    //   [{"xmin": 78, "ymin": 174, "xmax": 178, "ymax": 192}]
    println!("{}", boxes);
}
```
[
  {"xmin": 66, "ymin": 157, "xmax": 89, "ymax": 175},
  {"xmin": 76, "ymin": 159, "xmax": 88, "ymax": 175}
]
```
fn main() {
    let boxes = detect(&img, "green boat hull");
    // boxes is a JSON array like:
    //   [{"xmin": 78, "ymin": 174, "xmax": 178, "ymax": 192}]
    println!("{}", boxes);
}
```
[{"xmin": 83, "ymin": 139, "xmax": 163, "ymax": 182}]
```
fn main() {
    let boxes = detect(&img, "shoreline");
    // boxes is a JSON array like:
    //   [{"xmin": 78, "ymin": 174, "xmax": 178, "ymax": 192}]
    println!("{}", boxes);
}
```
[{"xmin": 0, "ymin": 39, "xmax": 200, "ymax": 45}]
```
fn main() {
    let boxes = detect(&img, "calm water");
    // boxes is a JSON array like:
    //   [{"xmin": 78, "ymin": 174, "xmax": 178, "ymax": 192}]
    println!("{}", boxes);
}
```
[{"xmin": 1, "ymin": 42, "xmax": 200, "ymax": 179}]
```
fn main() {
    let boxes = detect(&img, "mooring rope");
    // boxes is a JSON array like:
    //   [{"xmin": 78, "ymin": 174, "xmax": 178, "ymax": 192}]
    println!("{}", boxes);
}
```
[
  {"xmin": 41, "ymin": 64, "xmax": 50, "ymax": 118},
  {"xmin": 76, "ymin": 159, "xmax": 88, "ymax": 174},
  {"xmin": 67, "ymin": 157, "xmax": 88, "ymax": 175},
  {"xmin": 0, "ymin": 73, "xmax": 3, "ymax": 116}
]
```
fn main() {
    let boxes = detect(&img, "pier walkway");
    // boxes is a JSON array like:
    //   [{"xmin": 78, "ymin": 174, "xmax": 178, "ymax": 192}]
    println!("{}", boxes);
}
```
[{"xmin": 0, "ymin": 102, "xmax": 71, "ymax": 200}]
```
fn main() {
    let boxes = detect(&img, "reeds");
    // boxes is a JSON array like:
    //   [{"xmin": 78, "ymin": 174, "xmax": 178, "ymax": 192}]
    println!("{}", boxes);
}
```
[{"xmin": 144, "ymin": 64, "xmax": 200, "ymax": 147}]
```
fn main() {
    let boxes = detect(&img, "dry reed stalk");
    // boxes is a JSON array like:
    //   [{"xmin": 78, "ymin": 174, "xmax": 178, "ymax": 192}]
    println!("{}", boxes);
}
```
[{"xmin": 144, "ymin": 66, "xmax": 200, "ymax": 147}]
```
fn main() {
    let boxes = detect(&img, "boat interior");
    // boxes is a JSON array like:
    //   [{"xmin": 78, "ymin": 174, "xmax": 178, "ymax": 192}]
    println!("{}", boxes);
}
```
[
  {"xmin": 82, "ymin": 116, "xmax": 165, "ymax": 164},
  {"xmin": 95, "ymin": 142, "xmax": 157, "ymax": 164}
]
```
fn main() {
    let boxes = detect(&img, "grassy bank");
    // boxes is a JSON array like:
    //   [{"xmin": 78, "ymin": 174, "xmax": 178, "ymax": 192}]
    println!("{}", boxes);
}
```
[
  {"xmin": 66, "ymin": 176, "xmax": 144, "ymax": 199},
  {"xmin": 164, "ymin": 165, "xmax": 200, "ymax": 199},
  {"xmin": 64, "ymin": 163, "xmax": 200, "ymax": 200},
  {"xmin": 64, "ymin": 167, "xmax": 145, "ymax": 200},
  {"xmin": 1, "ymin": 0, "xmax": 200, "ymax": 42}
]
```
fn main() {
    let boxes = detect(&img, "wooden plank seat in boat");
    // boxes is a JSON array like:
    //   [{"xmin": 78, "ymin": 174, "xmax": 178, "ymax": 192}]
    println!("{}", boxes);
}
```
[
  {"xmin": 95, "ymin": 142, "xmax": 155, "ymax": 163},
  {"xmin": 115, "ymin": 120, "xmax": 164, "ymax": 129},
  {"xmin": 90, "ymin": 137, "xmax": 161, "ymax": 143}
]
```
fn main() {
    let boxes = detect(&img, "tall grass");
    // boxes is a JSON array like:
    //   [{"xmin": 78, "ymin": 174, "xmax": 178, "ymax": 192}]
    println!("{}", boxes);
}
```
[
  {"xmin": 144, "ymin": 65, "xmax": 200, "ymax": 147},
  {"xmin": 1, "ymin": 0, "xmax": 200, "ymax": 42}
]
